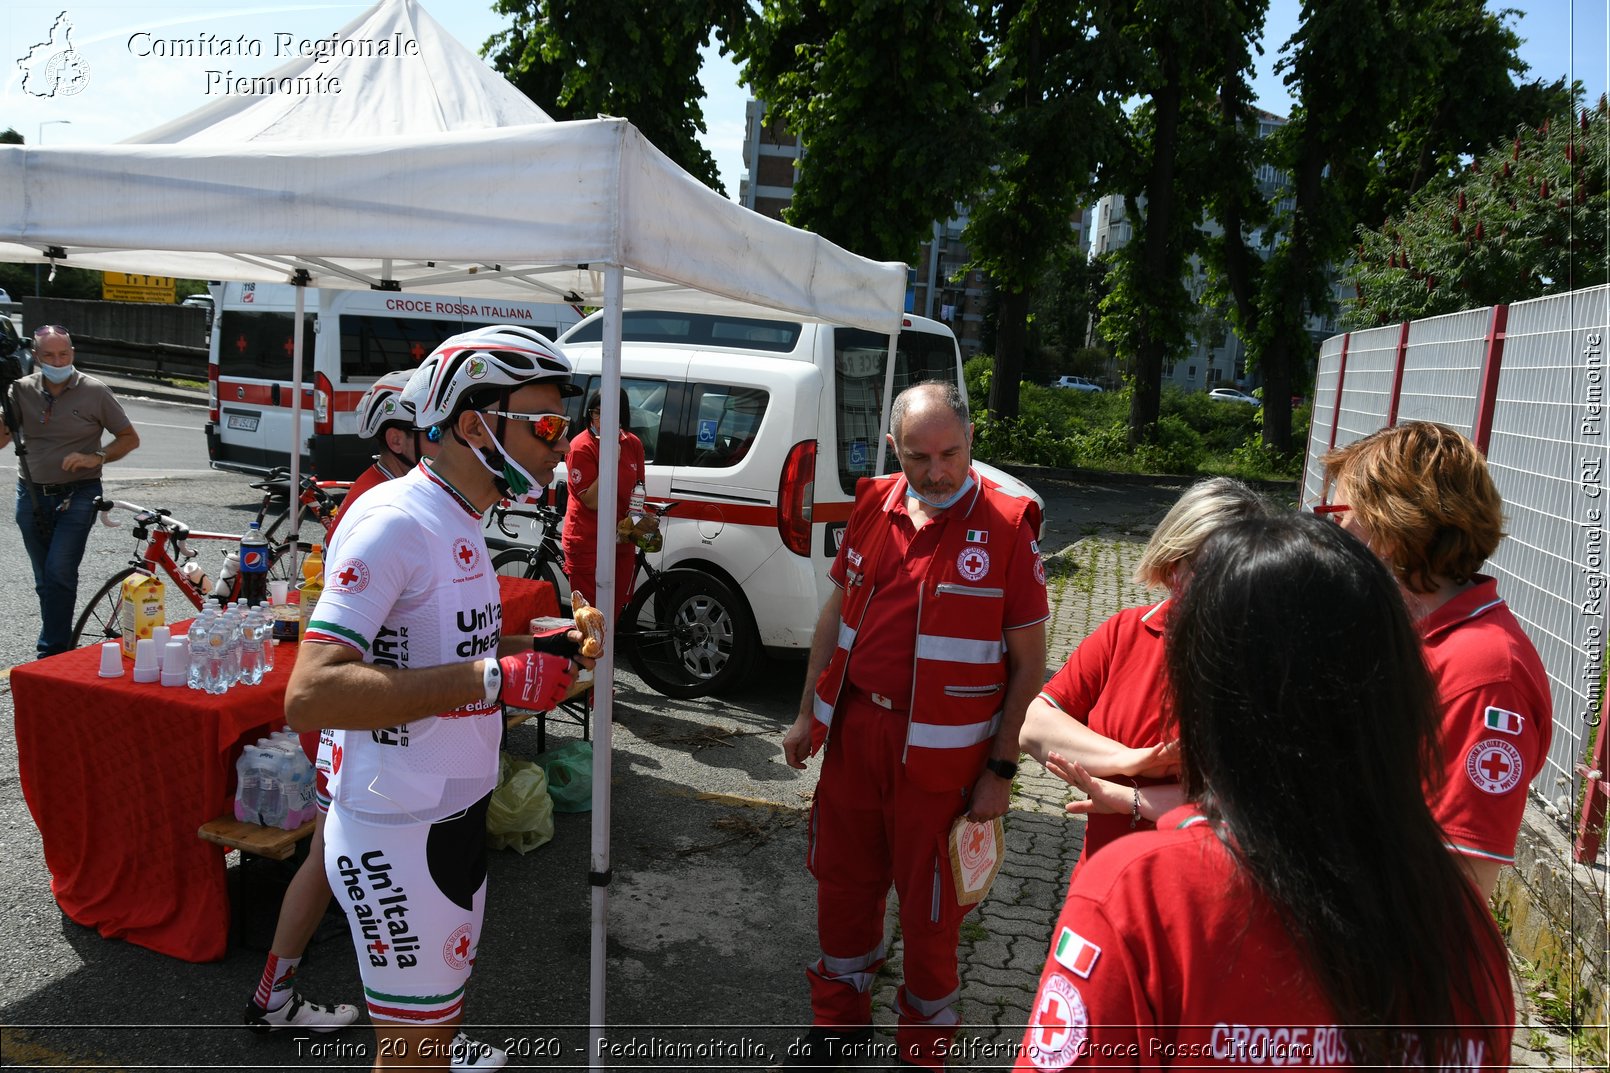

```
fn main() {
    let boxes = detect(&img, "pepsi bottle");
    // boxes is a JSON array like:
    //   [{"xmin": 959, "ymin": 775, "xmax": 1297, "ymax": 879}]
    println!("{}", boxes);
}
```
[{"xmin": 238, "ymin": 521, "xmax": 271, "ymax": 606}]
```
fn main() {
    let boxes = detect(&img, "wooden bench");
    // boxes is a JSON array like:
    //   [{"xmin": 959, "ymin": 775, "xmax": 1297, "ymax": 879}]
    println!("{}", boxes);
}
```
[{"xmin": 198, "ymin": 815, "xmax": 315, "ymax": 861}]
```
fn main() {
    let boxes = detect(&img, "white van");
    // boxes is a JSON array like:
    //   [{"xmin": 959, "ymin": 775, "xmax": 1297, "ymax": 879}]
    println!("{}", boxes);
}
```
[
  {"xmin": 525, "ymin": 308, "xmax": 1043, "ymax": 677},
  {"xmin": 204, "ymin": 282, "xmax": 581, "ymax": 479}
]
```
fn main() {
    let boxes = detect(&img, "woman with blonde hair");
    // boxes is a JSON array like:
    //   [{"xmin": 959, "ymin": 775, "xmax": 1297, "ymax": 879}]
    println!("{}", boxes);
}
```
[
  {"xmin": 1321, "ymin": 421, "xmax": 1550, "ymax": 897},
  {"xmin": 1019, "ymin": 477, "xmax": 1268, "ymax": 870}
]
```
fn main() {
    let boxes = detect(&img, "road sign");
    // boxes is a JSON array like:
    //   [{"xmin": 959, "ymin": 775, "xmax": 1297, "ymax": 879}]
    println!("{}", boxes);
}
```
[{"xmin": 102, "ymin": 273, "xmax": 175, "ymax": 304}]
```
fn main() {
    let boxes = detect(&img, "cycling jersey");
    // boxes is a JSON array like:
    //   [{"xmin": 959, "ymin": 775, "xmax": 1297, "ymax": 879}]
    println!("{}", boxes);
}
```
[{"xmin": 305, "ymin": 463, "xmax": 503, "ymax": 825}]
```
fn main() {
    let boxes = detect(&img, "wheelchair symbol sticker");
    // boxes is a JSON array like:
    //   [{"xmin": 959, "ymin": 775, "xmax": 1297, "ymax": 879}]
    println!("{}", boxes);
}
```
[
  {"xmin": 849, "ymin": 439, "xmax": 868, "ymax": 469},
  {"xmin": 697, "ymin": 419, "xmax": 717, "ymax": 448}
]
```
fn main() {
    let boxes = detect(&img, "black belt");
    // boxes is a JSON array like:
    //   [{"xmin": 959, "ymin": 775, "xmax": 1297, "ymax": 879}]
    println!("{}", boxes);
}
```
[{"xmin": 31, "ymin": 479, "xmax": 95, "ymax": 496}]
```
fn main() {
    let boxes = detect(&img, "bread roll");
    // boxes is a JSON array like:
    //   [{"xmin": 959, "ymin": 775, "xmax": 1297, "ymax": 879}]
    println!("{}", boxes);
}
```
[{"xmin": 572, "ymin": 591, "xmax": 606, "ymax": 658}]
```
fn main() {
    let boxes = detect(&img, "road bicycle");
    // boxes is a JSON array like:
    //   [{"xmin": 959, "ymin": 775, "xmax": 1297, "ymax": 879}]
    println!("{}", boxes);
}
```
[
  {"xmin": 70, "ymin": 498, "xmax": 301, "ymax": 648},
  {"xmin": 487, "ymin": 500, "xmax": 568, "ymax": 599},
  {"xmin": 249, "ymin": 466, "xmax": 350, "ymax": 546}
]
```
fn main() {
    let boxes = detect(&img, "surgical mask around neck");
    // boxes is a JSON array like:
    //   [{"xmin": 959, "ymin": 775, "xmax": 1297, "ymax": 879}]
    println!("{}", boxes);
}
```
[
  {"xmin": 907, "ymin": 473, "xmax": 975, "ymax": 511},
  {"xmin": 472, "ymin": 412, "xmax": 540, "ymax": 498},
  {"xmin": 39, "ymin": 363, "xmax": 74, "ymax": 385}
]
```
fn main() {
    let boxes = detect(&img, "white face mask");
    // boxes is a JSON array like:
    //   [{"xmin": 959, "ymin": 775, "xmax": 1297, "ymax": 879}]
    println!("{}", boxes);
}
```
[
  {"xmin": 472, "ymin": 412, "xmax": 541, "ymax": 498},
  {"xmin": 39, "ymin": 362, "xmax": 75, "ymax": 385},
  {"xmin": 907, "ymin": 473, "xmax": 975, "ymax": 510}
]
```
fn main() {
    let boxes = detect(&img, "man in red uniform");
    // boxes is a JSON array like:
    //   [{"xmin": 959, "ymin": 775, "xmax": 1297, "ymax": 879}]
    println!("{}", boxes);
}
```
[
  {"xmin": 782, "ymin": 381, "xmax": 1048, "ymax": 1069},
  {"xmin": 561, "ymin": 388, "xmax": 647, "ymax": 619}
]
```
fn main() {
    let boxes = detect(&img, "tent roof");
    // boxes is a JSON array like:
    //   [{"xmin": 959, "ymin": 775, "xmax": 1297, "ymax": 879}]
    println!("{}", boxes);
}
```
[
  {"xmin": 0, "ymin": 0, "xmax": 906, "ymax": 333},
  {"xmin": 125, "ymin": 0, "xmax": 552, "ymax": 144}
]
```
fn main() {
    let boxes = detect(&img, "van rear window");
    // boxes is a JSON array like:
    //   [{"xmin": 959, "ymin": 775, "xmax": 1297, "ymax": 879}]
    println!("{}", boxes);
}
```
[
  {"xmin": 833, "ymin": 328, "xmax": 960, "ymax": 495},
  {"xmin": 565, "ymin": 311, "xmax": 800, "ymax": 352},
  {"xmin": 337, "ymin": 315, "xmax": 570, "ymax": 380},
  {"xmin": 217, "ymin": 311, "xmax": 315, "ymax": 382}
]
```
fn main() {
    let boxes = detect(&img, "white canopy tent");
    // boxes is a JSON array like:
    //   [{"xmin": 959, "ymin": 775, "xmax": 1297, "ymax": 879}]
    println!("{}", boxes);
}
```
[{"xmin": 0, "ymin": 0, "xmax": 907, "ymax": 1058}]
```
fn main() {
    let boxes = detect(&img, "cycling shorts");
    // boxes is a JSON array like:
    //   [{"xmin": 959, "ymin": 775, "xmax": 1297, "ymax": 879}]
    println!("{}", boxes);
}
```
[{"xmin": 323, "ymin": 795, "xmax": 490, "ymax": 1025}]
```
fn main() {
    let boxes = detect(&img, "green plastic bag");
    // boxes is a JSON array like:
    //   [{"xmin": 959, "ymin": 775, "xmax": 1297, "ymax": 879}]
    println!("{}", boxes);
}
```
[
  {"xmin": 539, "ymin": 739, "xmax": 594, "ymax": 813},
  {"xmin": 485, "ymin": 751, "xmax": 555, "ymax": 853}
]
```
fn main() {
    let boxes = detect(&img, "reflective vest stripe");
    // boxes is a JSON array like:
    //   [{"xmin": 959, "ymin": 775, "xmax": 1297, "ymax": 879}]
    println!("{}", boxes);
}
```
[
  {"xmin": 820, "ymin": 942, "xmax": 886, "ymax": 975},
  {"xmin": 837, "ymin": 620, "xmax": 857, "ymax": 651},
  {"xmin": 908, "ymin": 712, "xmax": 1002, "ymax": 749},
  {"xmin": 813, "ymin": 693, "xmax": 835, "ymax": 727},
  {"xmin": 916, "ymin": 633, "xmax": 1006, "ymax": 665}
]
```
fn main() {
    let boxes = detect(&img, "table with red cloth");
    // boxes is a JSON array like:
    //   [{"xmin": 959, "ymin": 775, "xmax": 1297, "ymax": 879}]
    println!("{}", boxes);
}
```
[{"xmin": 12, "ymin": 575, "xmax": 557, "ymax": 963}]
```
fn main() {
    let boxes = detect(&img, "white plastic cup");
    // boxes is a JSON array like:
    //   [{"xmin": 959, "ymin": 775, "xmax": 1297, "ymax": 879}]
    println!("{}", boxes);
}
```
[
  {"xmin": 269, "ymin": 580, "xmax": 289, "ymax": 605},
  {"xmin": 151, "ymin": 625, "xmax": 172, "ymax": 665},
  {"xmin": 161, "ymin": 640, "xmax": 188, "ymax": 687},
  {"xmin": 133, "ymin": 638, "xmax": 160, "ymax": 683},
  {"xmin": 98, "ymin": 641, "xmax": 125, "ymax": 678}
]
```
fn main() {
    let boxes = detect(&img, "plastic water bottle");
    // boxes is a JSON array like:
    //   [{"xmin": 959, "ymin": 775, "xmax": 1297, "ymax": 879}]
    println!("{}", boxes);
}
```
[
  {"xmin": 212, "ymin": 550, "xmax": 240, "ymax": 605},
  {"xmin": 203, "ymin": 616, "xmax": 230, "ymax": 694},
  {"xmin": 187, "ymin": 610, "xmax": 214, "ymax": 690},
  {"xmin": 256, "ymin": 739, "xmax": 286, "ymax": 829},
  {"xmin": 239, "ymin": 522, "xmax": 271, "ymax": 606},
  {"xmin": 258, "ymin": 608, "xmax": 276, "ymax": 677},
  {"xmin": 286, "ymin": 750, "xmax": 315, "ymax": 828},
  {"xmin": 234, "ymin": 746, "xmax": 262, "ymax": 823}
]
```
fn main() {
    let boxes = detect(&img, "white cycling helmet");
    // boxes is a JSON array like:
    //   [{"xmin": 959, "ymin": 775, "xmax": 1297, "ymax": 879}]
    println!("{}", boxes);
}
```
[
  {"xmin": 355, "ymin": 369, "xmax": 419, "ymax": 440},
  {"xmin": 403, "ymin": 324, "xmax": 580, "ymax": 428}
]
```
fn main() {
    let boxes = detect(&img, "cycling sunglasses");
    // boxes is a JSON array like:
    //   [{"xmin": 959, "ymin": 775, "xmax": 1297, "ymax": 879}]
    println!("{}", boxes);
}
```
[{"xmin": 480, "ymin": 409, "xmax": 571, "ymax": 446}]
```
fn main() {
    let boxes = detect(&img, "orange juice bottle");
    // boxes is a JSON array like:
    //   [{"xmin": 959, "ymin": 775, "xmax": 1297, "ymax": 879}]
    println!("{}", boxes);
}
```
[{"xmin": 297, "ymin": 544, "xmax": 324, "ymax": 639}]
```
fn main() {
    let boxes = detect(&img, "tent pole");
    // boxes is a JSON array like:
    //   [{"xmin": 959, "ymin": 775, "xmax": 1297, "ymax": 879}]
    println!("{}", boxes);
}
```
[
  {"xmin": 874, "ymin": 331, "xmax": 900, "ymax": 475},
  {"xmin": 287, "ymin": 273, "xmax": 309, "ymax": 574},
  {"xmin": 588, "ymin": 264, "xmax": 624, "ymax": 1066}
]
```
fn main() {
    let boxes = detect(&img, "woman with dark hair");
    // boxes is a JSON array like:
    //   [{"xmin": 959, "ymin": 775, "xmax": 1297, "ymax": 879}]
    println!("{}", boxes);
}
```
[
  {"xmin": 1322, "ymin": 421, "xmax": 1550, "ymax": 898},
  {"xmin": 562, "ymin": 387, "xmax": 647, "ymax": 619},
  {"xmin": 1016, "ymin": 514, "xmax": 1513, "ymax": 1070}
]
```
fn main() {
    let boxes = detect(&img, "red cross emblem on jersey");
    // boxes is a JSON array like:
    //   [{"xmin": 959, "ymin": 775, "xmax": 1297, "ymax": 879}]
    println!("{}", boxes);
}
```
[
  {"xmin": 455, "ymin": 933, "xmax": 471, "ymax": 961},
  {"xmin": 337, "ymin": 565, "xmax": 360, "ymax": 586},
  {"xmin": 330, "ymin": 558, "xmax": 370, "ymax": 593},
  {"xmin": 1465, "ymin": 738, "xmax": 1523, "ymax": 795},
  {"xmin": 452, "ymin": 538, "xmax": 480, "ymax": 573}
]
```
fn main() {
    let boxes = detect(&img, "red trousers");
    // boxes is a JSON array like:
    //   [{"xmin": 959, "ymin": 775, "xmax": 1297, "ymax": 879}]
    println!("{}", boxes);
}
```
[
  {"xmin": 807, "ymin": 690, "xmax": 975, "ymax": 1069},
  {"xmin": 564, "ymin": 542, "xmax": 637, "ymax": 621}
]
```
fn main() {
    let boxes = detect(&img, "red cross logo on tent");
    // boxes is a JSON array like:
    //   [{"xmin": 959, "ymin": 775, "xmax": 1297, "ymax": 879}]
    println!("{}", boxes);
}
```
[
  {"xmin": 452, "ymin": 538, "xmax": 480, "ymax": 573},
  {"xmin": 1028, "ymin": 974, "xmax": 1088, "ymax": 1071},
  {"xmin": 1465, "ymin": 738, "xmax": 1523, "ymax": 795}
]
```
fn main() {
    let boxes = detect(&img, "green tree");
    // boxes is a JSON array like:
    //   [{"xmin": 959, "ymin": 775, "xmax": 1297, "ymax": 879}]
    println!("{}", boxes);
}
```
[
  {"xmin": 486, "ymin": 0, "xmax": 745, "ymax": 193},
  {"xmin": 1346, "ymin": 100, "xmax": 1608, "ymax": 325},
  {"xmin": 1096, "ymin": 1, "xmax": 1264, "ymax": 447},
  {"xmin": 0, "ymin": 128, "xmax": 23, "ymax": 144},
  {"xmin": 1202, "ymin": 0, "xmax": 1572, "ymax": 452},
  {"xmin": 964, "ymin": 0, "xmax": 1125, "ymax": 421},
  {"xmin": 740, "ymin": 0, "xmax": 988, "ymax": 263}
]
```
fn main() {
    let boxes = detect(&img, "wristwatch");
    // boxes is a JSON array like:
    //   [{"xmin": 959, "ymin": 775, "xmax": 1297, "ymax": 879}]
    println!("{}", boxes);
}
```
[
  {"xmin": 94, "ymin": 449, "xmax": 107, "ymax": 461},
  {"xmin": 984, "ymin": 757, "xmax": 1018, "ymax": 780}
]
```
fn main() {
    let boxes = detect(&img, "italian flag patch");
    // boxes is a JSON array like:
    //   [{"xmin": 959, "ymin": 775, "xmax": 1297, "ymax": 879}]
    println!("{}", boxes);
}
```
[
  {"xmin": 965, "ymin": 529, "xmax": 988, "ymax": 543},
  {"xmin": 1484, "ymin": 706, "xmax": 1524, "ymax": 736},
  {"xmin": 1053, "ymin": 927, "xmax": 1101, "ymax": 978}
]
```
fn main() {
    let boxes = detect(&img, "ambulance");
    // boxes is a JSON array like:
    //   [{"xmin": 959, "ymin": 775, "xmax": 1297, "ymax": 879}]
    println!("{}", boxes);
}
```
[
  {"xmin": 204, "ymin": 282, "xmax": 581, "ymax": 480},
  {"xmin": 541, "ymin": 308, "xmax": 1043, "ymax": 680}
]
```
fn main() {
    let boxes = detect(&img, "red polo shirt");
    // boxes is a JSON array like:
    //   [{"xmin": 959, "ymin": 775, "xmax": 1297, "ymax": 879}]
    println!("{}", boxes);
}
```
[
  {"xmin": 328, "ymin": 460, "xmax": 397, "ymax": 541},
  {"xmin": 1015, "ymin": 807, "xmax": 1514, "ymax": 1070},
  {"xmin": 561, "ymin": 426, "xmax": 647, "ymax": 566},
  {"xmin": 1419, "ymin": 575, "xmax": 1552, "ymax": 865},
  {"xmin": 1039, "ymin": 601, "xmax": 1175, "ymax": 864},
  {"xmin": 831, "ymin": 482, "xmax": 1046, "ymax": 708}
]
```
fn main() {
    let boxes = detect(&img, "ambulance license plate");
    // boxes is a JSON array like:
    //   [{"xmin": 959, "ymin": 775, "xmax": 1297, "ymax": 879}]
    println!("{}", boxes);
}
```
[{"xmin": 226, "ymin": 413, "xmax": 260, "ymax": 432}]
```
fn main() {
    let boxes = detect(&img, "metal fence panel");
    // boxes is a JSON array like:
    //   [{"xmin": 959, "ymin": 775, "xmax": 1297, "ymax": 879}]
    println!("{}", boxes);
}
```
[
  {"xmin": 1485, "ymin": 286, "xmax": 1610, "ymax": 806},
  {"xmin": 1330, "ymin": 323, "xmax": 1400, "ymax": 452},
  {"xmin": 1302, "ymin": 334, "xmax": 1346, "ymax": 506},
  {"xmin": 1395, "ymin": 307, "xmax": 1491, "ymax": 435}
]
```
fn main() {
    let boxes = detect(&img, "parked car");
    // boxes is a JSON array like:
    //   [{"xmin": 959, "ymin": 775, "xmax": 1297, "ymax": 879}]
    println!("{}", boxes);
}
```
[
  {"xmin": 0, "ymin": 287, "xmax": 13, "ymax": 304},
  {"xmin": 1208, "ymin": 387, "xmax": 1260, "ymax": 406},
  {"xmin": 1052, "ymin": 375, "xmax": 1103, "ymax": 393}
]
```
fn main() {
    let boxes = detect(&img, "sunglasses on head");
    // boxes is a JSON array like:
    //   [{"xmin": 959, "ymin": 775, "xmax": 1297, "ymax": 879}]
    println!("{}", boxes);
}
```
[
  {"xmin": 481, "ymin": 409, "xmax": 570, "ymax": 446},
  {"xmin": 32, "ymin": 324, "xmax": 69, "ymax": 340}
]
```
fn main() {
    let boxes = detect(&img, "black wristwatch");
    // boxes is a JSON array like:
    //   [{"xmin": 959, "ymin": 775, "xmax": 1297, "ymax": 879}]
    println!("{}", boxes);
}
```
[{"xmin": 984, "ymin": 757, "xmax": 1018, "ymax": 780}]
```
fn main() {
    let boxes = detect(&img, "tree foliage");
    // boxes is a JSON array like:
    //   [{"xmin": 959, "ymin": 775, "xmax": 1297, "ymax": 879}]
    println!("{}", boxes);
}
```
[
  {"xmin": 486, "ymin": 0, "xmax": 746, "ymax": 194},
  {"xmin": 740, "ymin": 0, "xmax": 988, "ymax": 263},
  {"xmin": 1346, "ymin": 100, "xmax": 1608, "ymax": 326}
]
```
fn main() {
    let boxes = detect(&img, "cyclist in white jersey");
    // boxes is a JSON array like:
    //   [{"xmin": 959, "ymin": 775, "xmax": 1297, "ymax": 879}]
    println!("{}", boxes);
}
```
[{"xmin": 287, "ymin": 326, "xmax": 588, "ymax": 1072}]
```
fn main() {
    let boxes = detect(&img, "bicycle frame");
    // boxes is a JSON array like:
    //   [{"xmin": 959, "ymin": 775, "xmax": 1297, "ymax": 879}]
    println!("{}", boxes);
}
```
[{"xmin": 96, "ymin": 500, "xmax": 254, "ymax": 610}]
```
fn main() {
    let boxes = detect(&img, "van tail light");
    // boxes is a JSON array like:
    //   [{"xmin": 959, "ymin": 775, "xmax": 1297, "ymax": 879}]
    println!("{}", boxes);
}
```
[
  {"xmin": 207, "ymin": 362, "xmax": 219, "ymax": 424},
  {"xmin": 313, "ymin": 372, "xmax": 333, "ymax": 435},
  {"xmin": 778, "ymin": 439, "xmax": 816, "ymax": 557}
]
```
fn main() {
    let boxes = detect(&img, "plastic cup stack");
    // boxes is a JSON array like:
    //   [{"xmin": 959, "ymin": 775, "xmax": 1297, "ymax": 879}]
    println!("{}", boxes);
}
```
[
  {"xmin": 97, "ymin": 641, "xmax": 124, "ymax": 679},
  {"xmin": 132, "ymin": 638, "xmax": 160, "ymax": 683},
  {"xmin": 161, "ymin": 640, "xmax": 188, "ymax": 687},
  {"xmin": 151, "ymin": 626, "xmax": 172, "ymax": 667}
]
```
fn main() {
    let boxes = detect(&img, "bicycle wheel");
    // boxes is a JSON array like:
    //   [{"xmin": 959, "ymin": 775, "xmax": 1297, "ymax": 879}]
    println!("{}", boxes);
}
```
[
  {"xmin": 72, "ymin": 567, "xmax": 137, "ymax": 649},
  {"xmin": 491, "ymin": 547, "xmax": 568, "ymax": 598},
  {"xmin": 620, "ymin": 568, "xmax": 755, "ymax": 699},
  {"xmin": 261, "ymin": 507, "xmax": 293, "ymax": 547}
]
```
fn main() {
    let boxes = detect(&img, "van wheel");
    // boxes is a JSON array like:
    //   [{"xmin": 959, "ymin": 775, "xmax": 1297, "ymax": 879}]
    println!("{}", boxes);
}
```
[{"xmin": 620, "ymin": 568, "xmax": 755, "ymax": 699}]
